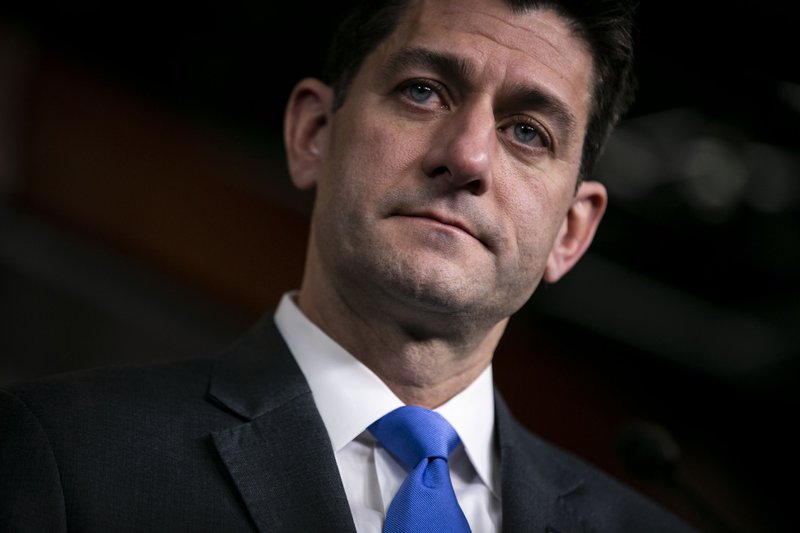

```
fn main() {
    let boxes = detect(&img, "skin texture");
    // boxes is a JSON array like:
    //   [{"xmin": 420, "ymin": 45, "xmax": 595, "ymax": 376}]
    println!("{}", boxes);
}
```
[{"xmin": 283, "ymin": 0, "xmax": 607, "ymax": 408}]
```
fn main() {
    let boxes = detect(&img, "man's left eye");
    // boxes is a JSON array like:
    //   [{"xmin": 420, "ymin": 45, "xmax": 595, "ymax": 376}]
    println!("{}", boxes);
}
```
[
  {"xmin": 514, "ymin": 123, "xmax": 539, "ymax": 144},
  {"xmin": 512, "ymin": 123, "xmax": 548, "ymax": 148}
]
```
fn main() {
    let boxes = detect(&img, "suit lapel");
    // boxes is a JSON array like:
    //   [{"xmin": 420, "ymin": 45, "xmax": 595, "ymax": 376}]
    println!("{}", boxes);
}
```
[
  {"xmin": 495, "ymin": 393, "xmax": 590, "ymax": 533},
  {"xmin": 207, "ymin": 313, "xmax": 356, "ymax": 533},
  {"xmin": 204, "ymin": 313, "xmax": 596, "ymax": 533}
]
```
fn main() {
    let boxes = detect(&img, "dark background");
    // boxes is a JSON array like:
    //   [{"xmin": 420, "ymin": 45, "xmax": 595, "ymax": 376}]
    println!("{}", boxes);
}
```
[{"xmin": 1, "ymin": 2, "xmax": 797, "ymax": 532}]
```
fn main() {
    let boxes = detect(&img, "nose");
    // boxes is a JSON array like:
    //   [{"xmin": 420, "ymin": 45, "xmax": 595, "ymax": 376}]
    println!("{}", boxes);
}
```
[{"xmin": 421, "ymin": 102, "xmax": 494, "ymax": 195}]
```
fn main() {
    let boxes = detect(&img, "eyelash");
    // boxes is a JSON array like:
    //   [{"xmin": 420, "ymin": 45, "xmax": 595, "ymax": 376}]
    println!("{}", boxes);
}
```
[
  {"xmin": 398, "ymin": 78, "xmax": 450, "ymax": 109},
  {"xmin": 396, "ymin": 78, "xmax": 552, "ymax": 151},
  {"xmin": 504, "ymin": 116, "xmax": 552, "ymax": 150}
]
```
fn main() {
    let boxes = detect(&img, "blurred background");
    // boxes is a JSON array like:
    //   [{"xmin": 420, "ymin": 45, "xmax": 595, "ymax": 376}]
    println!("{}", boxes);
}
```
[{"xmin": 1, "ymin": 2, "xmax": 797, "ymax": 532}]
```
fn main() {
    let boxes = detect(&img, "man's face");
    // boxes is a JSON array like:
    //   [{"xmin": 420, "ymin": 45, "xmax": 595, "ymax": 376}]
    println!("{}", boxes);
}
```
[{"xmin": 306, "ymin": 0, "xmax": 597, "ymax": 326}]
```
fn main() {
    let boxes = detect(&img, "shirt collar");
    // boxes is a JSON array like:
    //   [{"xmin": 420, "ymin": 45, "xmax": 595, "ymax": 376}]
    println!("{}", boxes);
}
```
[{"xmin": 273, "ymin": 291, "xmax": 499, "ymax": 496}]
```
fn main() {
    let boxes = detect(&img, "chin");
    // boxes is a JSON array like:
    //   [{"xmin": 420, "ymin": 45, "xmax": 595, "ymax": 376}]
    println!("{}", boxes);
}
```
[{"xmin": 385, "ymin": 270, "xmax": 507, "ymax": 321}]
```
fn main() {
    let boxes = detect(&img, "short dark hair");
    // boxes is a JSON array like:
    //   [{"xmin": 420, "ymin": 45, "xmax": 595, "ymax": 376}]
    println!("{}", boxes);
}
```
[{"xmin": 322, "ymin": 0, "xmax": 638, "ymax": 184}]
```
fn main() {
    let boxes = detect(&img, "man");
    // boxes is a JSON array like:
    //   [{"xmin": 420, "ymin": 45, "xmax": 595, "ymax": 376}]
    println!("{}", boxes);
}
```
[{"xmin": 1, "ymin": 0, "xmax": 697, "ymax": 531}]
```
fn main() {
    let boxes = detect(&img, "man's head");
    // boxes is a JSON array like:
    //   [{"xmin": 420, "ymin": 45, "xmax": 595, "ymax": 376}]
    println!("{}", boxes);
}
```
[
  {"xmin": 284, "ymin": 0, "xmax": 633, "ymax": 339},
  {"xmin": 323, "ymin": 0, "xmax": 638, "ymax": 184}
]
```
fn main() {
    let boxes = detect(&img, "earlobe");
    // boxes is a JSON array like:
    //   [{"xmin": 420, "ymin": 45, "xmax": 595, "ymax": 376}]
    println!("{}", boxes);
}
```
[
  {"xmin": 543, "ymin": 180, "xmax": 608, "ymax": 283},
  {"xmin": 283, "ymin": 78, "xmax": 333, "ymax": 190}
]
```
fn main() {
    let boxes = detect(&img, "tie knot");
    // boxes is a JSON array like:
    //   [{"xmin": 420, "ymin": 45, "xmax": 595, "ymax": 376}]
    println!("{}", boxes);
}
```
[{"xmin": 368, "ymin": 406, "xmax": 461, "ymax": 470}]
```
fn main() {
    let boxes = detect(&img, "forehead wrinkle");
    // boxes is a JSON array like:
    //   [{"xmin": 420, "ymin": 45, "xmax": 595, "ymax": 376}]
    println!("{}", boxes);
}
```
[
  {"xmin": 435, "ymin": 6, "xmax": 593, "ymax": 97},
  {"xmin": 440, "ymin": 6, "xmax": 569, "ymax": 61}
]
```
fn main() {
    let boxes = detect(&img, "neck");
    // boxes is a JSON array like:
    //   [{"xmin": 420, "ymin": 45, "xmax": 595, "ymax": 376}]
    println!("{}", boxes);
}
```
[{"xmin": 296, "ymin": 278, "xmax": 506, "ymax": 409}]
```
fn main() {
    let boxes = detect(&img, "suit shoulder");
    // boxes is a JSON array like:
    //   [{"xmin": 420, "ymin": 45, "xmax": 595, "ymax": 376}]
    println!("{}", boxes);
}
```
[
  {"xmin": 506, "ymin": 419, "xmax": 698, "ymax": 532},
  {"xmin": 1, "ymin": 358, "xmax": 214, "ymax": 420}
]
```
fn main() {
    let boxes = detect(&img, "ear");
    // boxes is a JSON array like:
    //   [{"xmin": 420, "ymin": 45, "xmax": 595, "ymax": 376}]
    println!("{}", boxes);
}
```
[
  {"xmin": 283, "ymin": 77, "xmax": 334, "ymax": 190},
  {"xmin": 543, "ymin": 180, "xmax": 608, "ymax": 283}
]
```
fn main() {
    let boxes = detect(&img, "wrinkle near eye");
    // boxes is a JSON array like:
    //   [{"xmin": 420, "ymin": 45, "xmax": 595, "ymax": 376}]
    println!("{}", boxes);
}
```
[{"xmin": 499, "ymin": 84, "xmax": 576, "ymax": 152}]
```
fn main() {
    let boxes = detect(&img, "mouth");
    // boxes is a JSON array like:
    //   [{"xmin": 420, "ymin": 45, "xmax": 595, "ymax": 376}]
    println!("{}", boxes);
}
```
[{"xmin": 396, "ymin": 210, "xmax": 488, "ymax": 248}]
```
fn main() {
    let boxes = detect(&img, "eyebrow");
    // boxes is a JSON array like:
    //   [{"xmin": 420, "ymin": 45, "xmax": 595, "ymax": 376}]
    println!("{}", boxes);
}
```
[
  {"xmin": 503, "ymin": 83, "xmax": 579, "ymax": 147},
  {"xmin": 382, "ymin": 47, "xmax": 475, "ymax": 89},
  {"xmin": 381, "ymin": 46, "xmax": 579, "ymax": 148}
]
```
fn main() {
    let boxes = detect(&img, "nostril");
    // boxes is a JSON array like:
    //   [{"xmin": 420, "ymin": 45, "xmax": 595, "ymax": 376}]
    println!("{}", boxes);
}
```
[
  {"xmin": 466, "ymin": 179, "xmax": 485, "ymax": 195},
  {"xmin": 430, "ymin": 166, "xmax": 450, "ymax": 179}
]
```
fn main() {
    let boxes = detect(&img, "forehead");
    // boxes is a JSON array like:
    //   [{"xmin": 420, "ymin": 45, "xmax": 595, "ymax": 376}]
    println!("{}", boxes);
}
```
[{"xmin": 371, "ymin": 0, "xmax": 594, "ymax": 118}]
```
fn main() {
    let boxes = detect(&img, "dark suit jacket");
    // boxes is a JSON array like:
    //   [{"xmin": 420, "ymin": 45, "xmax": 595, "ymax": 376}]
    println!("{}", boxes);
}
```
[{"xmin": 1, "ymin": 313, "xmax": 696, "ymax": 532}]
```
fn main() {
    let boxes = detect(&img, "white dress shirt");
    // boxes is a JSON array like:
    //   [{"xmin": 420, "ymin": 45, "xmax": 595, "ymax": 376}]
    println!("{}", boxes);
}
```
[{"xmin": 274, "ymin": 291, "xmax": 501, "ymax": 532}]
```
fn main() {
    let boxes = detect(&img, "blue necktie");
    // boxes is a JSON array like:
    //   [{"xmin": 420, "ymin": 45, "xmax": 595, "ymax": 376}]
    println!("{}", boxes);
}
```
[{"xmin": 368, "ymin": 406, "xmax": 472, "ymax": 533}]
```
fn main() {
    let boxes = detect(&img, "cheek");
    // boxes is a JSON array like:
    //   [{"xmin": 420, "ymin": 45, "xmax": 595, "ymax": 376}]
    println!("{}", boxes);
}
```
[
  {"xmin": 328, "ymin": 114, "xmax": 421, "ymax": 199},
  {"xmin": 497, "ymin": 173, "xmax": 570, "ymax": 267},
  {"xmin": 327, "ymin": 120, "xmax": 423, "ymax": 218},
  {"xmin": 362, "ymin": 116, "xmax": 423, "ymax": 172}
]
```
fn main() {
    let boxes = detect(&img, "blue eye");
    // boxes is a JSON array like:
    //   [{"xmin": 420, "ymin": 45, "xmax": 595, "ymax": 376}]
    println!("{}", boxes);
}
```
[
  {"xmin": 514, "ymin": 123, "xmax": 540, "ymax": 144},
  {"xmin": 407, "ymin": 84, "xmax": 434, "ymax": 102}
]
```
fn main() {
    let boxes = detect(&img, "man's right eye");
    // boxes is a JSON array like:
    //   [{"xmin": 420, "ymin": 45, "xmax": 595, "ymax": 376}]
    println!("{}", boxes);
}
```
[
  {"xmin": 407, "ymin": 84, "xmax": 434, "ymax": 102},
  {"xmin": 398, "ymin": 79, "xmax": 449, "ymax": 110}
]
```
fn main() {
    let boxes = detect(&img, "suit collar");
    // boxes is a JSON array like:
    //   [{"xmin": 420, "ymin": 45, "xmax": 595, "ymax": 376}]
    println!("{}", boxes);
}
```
[
  {"xmin": 207, "ymin": 313, "xmax": 357, "ymax": 533},
  {"xmin": 208, "ymin": 312, "xmax": 310, "ymax": 420}
]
